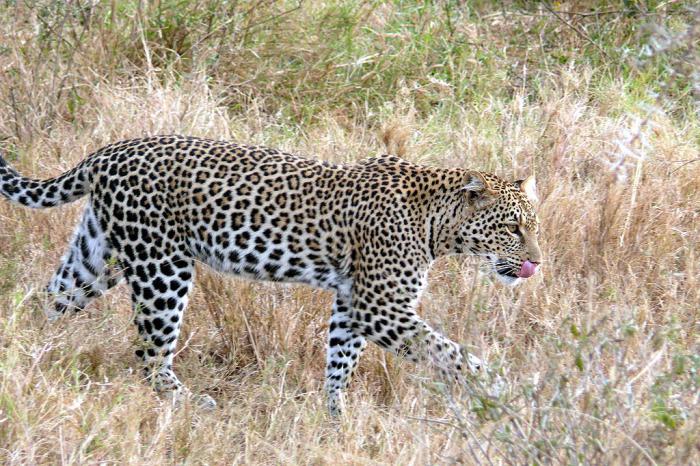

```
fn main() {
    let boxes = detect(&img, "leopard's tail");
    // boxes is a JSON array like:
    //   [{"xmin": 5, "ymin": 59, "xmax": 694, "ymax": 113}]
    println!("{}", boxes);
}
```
[{"xmin": 0, "ymin": 154, "xmax": 91, "ymax": 208}]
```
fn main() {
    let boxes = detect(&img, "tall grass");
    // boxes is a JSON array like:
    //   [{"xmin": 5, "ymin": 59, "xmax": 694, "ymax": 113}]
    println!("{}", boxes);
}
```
[{"xmin": 0, "ymin": 1, "xmax": 698, "ymax": 464}]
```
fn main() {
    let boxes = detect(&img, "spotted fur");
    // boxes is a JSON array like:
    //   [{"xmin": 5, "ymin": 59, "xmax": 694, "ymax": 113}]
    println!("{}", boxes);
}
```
[{"xmin": 0, "ymin": 135, "xmax": 542, "ymax": 414}]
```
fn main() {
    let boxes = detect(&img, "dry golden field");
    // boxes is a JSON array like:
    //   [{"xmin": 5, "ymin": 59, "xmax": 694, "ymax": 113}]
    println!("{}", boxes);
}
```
[{"xmin": 0, "ymin": 1, "xmax": 698, "ymax": 464}]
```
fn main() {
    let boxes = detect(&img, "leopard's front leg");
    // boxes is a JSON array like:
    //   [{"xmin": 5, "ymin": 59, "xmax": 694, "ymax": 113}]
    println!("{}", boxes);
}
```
[
  {"xmin": 323, "ymin": 252, "xmax": 483, "ymax": 415},
  {"xmin": 324, "ymin": 290, "xmax": 367, "ymax": 416},
  {"xmin": 349, "ymin": 277, "xmax": 483, "ymax": 391},
  {"xmin": 359, "ymin": 304, "xmax": 482, "ymax": 380}
]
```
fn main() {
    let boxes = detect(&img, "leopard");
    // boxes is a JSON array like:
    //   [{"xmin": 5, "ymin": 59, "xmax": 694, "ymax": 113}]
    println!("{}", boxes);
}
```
[{"xmin": 0, "ymin": 135, "xmax": 542, "ymax": 415}]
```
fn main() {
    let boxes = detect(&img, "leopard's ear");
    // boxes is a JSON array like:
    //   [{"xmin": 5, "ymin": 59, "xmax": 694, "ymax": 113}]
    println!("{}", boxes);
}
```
[
  {"xmin": 515, "ymin": 175, "xmax": 538, "ymax": 204},
  {"xmin": 460, "ymin": 172, "xmax": 497, "ymax": 209}
]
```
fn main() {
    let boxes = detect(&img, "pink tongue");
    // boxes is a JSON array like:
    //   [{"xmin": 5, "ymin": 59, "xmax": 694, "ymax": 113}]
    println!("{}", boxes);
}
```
[{"xmin": 518, "ymin": 260, "xmax": 538, "ymax": 278}]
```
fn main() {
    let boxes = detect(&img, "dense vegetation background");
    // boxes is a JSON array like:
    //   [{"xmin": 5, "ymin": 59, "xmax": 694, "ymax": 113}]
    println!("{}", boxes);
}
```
[{"xmin": 0, "ymin": 1, "xmax": 698, "ymax": 464}]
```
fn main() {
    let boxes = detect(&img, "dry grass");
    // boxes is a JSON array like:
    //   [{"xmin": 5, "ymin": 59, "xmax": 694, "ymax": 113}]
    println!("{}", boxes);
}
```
[{"xmin": 1, "ymin": 1, "xmax": 699, "ymax": 464}]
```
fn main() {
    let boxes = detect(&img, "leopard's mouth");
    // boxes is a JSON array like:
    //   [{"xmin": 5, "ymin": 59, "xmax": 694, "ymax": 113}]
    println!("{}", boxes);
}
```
[
  {"xmin": 493, "ymin": 259, "xmax": 522, "ymax": 286},
  {"xmin": 495, "ymin": 259, "xmax": 519, "ymax": 277},
  {"xmin": 496, "ymin": 266, "xmax": 519, "ymax": 278},
  {"xmin": 492, "ymin": 258, "xmax": 540, "ymax": 286}
]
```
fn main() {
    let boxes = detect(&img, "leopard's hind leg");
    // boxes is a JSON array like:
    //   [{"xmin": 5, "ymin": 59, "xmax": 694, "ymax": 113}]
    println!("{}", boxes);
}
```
[
  {"xmin": 46, "ymin": 204, "xmax": 122, "ymax": 320},
  {"xmin": 117, "ymin": 250, "xmax": 216, "ymax": 409}
]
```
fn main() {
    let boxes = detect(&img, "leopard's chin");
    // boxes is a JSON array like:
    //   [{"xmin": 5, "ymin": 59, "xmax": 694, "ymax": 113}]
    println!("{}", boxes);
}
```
[{"xmin": 495, "ymin": 272, "xmax": 522, "ymax": 287}]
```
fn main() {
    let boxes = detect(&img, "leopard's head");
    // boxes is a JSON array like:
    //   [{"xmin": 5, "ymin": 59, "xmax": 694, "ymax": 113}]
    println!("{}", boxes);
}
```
[{"xmin": 454, "ymin": 172, "xmax": 542, "ymax": 286}]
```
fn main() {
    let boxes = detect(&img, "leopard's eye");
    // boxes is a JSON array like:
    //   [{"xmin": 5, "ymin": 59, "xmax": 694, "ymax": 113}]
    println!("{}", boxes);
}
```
[{"xmin": 506, "ymin": 224, "xmax": 519, "ymax": 234}]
